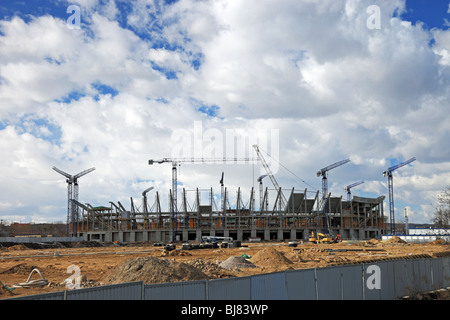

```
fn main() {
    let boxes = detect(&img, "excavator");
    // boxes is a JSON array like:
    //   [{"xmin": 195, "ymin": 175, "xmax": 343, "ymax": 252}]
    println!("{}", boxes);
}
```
[{"xmin": 309, "ymin": 232, "xmax": 342, "ymax": 244}]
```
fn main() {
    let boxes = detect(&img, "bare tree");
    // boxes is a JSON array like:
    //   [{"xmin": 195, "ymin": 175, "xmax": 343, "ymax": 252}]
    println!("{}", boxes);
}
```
[{"xmin": 433, "ymin": 186, "xmax": 450, "ymax": 228}]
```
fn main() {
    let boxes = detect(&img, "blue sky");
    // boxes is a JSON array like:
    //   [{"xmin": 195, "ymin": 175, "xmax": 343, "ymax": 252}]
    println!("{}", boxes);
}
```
[
  {"xmin": 401, "ymin": 0, "xmax": 450, "ymax": 30},
  {"xmin": 1, "ymin": 0, "xmax": 450, "ymax": 227}
]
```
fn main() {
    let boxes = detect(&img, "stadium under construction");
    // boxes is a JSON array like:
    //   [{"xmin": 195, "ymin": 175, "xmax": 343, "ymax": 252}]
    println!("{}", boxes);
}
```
[
  {"xmin": 57, "ymin": 147, "xmax": 393, "ymax": 243},
  {"xmin": 72, "ymin": 187, "xmax": 386, "ymax": 243}
]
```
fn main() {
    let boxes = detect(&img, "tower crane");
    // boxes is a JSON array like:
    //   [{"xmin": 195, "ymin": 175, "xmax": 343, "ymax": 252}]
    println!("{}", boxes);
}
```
[
  {"xmin": 317, "ymin": 158, "xmax": 350, "ymax": 233},
  {"xmin": 148, "ymin": 157, "xmax": 256, "ymax": 241},
  {"xmin": 317, "ymin": 159, "xmax": 351, "ymax": 200},
  {"xmin": 344, "ymin": 181, "xmax": 364, "ymax": 201},
  {"xmin": 52, "ymin": 166, "xmax": 96, "ymax": 236},
  {"xmin": 383, "ymin": 157, "xmax": 416, "ymax": 234},
  {"xmin": 252, "ymin": 145, "xmax": 287, "ymax": 209}
]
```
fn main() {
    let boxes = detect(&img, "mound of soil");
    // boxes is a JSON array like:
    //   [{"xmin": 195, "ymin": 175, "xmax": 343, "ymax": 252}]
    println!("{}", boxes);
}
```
[
  {"xmin": 428, "ymin": 239, "xmax": 446, "ymax": 245},
  {"xmin": 366, "ymin": 239, "xmax": 381, "ymax": 246},
  {"xmin": 71, "ymin": 241, "xmax": 104, "ymax": 248},
  {"xmin": 102, "ymin": 256, "xmax": 211, "ymax": 285},
  {"xmin": 7, "ymin": 244, "xmax": 29, "ymax": 251},
  {"xmin": 250, "ymin": 247, "xmax": 293, "ymax": 266},
  {"xmin": 0, "ymin": 263, "xmax": 38, "ymax": 275},
  {"xmin": 385, "ymin": 236, "xmax": 407, "ymax": 244},
  {"xmin": 185, "ymin": 259, "xmax": 235, "ymax": 278},
  {"xmin": 219, "ymin": 256, "xmax": 256, "ymax": 270}
]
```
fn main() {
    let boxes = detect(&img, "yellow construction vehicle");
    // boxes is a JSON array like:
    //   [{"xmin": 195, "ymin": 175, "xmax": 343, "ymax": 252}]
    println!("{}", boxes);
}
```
[{"xmin": 309, "ymin": 232, "xmax": 342, "ymax": 244}]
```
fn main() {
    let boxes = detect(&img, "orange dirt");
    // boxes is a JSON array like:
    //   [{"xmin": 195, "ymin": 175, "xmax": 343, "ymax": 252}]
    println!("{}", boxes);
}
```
[{"xmin": 0, "ymin": 240, "xmax": 448, "ymax": 299}]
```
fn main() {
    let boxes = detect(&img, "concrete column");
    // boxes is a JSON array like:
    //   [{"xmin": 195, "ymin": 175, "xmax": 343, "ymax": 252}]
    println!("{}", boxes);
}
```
[
  {"xmin": 105, "ymin": 232, "xmax": 112, "ymax": 242},
  {"xmin": 237, "ymin": 230, "xmax": 243, "ymax": 241},
  {"xmin": 290, "ymin": 229, "xmax": 296, "ymax": 240},
  {"xmin": 277, "ymin": 229, "xmax": 283, "ymax": 241},
  {"xmin": 359, "ymin": 229, "xmax": 365, "ymax": 240}
]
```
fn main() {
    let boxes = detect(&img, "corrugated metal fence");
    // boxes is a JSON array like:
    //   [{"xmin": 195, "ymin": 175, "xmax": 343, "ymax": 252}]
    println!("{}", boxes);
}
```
[{"xmin": 8, "ymin": 257, "xmax": 450, "ymax": 300}]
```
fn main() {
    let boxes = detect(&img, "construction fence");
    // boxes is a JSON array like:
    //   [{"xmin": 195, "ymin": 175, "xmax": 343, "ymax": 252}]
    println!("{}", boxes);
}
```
[{"xmin": 8, "ymin": 256, "xmax": 450, "ymax": 300}]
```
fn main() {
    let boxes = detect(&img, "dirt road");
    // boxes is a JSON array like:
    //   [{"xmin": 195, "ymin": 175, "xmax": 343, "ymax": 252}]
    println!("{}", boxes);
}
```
[{"xmin": 1, "ymin": 237, "xmax": 448, "ymax": 299}]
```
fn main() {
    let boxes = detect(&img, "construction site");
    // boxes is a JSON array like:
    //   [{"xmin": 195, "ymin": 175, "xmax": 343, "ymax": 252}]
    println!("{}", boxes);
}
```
[
  {"xmin": 1, "ymin": 237, "xmax": 449, "ymax": 299},
  {"xmin": 3, "ymin": 146, "xmax": 448, "ymax": 300},
  {"xmin": 58, "ymin": 146, "xmax": 389, "ymax": 244}
]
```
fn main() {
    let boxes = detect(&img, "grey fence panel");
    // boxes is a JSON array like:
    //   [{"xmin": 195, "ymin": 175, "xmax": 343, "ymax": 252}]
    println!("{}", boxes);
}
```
[
  {"xmin": 443, "ymin": 257, "xmax": 450, "ymax": 287},
  {"xmin": 412, "ymin": 259, "xmax": 432, "ymax": 293},
  {"xmin": 430, "ymin": 258, "xmax": 444, "ymax": 290},
  {"xmin": 285, "ymin": 268, "xmax": 316, "ymax": 300},
  {"xmin": 379, "ymin": 261, "xmax": 396, "ymax": 300},
  {"xmin": 341, "ymin": 264, "xmax": 364, "ymax": 300},
  {"xmin": 315, "ymin": 267, "xmax": 341, "ymax": 300},
  {"xmin": 182, "ymin": 280, "xmax": 207, "ymax": 300},
  {"xmin": 393, "ymin": 260, "xmax": 413, "ymax": 297},
  {"xmin": 66, "ymin": 281, "xmax": 142, "ymax": 300},
  {"xmin": 144, "ymin": 280, "xmax": 206, "ymax": 300},
  {"xmin": 208, "ymin": 276, "xmax": 251, "ymax": 300},
  {"xmin": 145, "ymin": 283, "xmax": 182, "ymax": 300},
  {"xmin": 251, "ymin": 272, "xmax": 287, "ymax": 300}
]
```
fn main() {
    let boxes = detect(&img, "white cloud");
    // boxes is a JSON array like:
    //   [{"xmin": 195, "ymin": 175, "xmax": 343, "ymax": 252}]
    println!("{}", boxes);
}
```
[{"xmin": 0, "ymin": 0, "xmax": 449, "ymax": 224}]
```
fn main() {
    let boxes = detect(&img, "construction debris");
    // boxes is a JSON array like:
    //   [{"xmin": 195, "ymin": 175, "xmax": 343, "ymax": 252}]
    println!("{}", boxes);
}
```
[
  {"xmin": 0, "ymin": 281, "xmax": 15, "ymax": 297},
  {"xmin": 219, "ymin": 256, "xmax": 256, "ymax": 270},
  {"xmin": 12, "ymin": 268, "xmax": 49, "ymax": 288}
]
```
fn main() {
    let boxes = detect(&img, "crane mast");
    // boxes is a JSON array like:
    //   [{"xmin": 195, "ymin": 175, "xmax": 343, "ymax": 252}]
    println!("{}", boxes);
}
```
[
  {"xmin": 382, "ymin": 157, "xmax": 416, "ymax": 234},
  {"xmin": 52, "ymin": 166, "xmax": 96, "ymax": 236},
  {"xmin": 316, "ymin": 158, "xmax": 350, "ymax": 233},
  {"xmin": 252, "ymin": 145, "xmax": 286, "ymax": 209}
]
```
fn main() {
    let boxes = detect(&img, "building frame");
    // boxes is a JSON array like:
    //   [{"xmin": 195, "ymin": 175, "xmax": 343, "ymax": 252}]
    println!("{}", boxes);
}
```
[{"xmin": 73, "ymin": 187, "xmax": 386, "ymax": 242}]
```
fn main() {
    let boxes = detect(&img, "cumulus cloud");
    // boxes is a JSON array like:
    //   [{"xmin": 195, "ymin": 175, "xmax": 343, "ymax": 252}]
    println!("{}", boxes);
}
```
[{"xmin": 0, "ymin": 0, "xmax": 449, "ymax": 223}]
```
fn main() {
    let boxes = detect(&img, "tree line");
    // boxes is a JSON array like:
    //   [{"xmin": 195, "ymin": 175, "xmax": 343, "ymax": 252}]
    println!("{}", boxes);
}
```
[{"xmin": 433, "ymin": 185, "xmax": 450, "ymax": 228}]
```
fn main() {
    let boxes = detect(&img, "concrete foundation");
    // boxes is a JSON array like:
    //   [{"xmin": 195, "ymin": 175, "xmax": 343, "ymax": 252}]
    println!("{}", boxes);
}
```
[{"xmin": 84, "ymin": 227, "xmax": 384, "ymax": 243}]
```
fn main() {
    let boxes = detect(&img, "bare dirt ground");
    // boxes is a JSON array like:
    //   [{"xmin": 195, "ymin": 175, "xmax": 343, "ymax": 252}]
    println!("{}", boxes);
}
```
[{"xmin": 0, "ymin": 237, "xmax": 449, "ymax": 299}]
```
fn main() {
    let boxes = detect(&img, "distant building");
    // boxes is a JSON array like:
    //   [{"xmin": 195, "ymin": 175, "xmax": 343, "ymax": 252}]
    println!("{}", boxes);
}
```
[
  {"xmin": 6, "ymin": 223, "xmax": 67, "ymax": 237},
  {"xmin": 382, "ymin": 227, "xmax": 450, "ymax": 243},
  {"xmin": 408, "ymin": 227, "xmax": 450, "ymax": 236}
]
